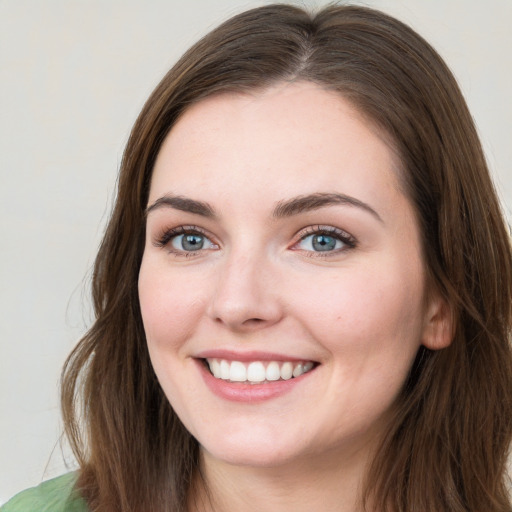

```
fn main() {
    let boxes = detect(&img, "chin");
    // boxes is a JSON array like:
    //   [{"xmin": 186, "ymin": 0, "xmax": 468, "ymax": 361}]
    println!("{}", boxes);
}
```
[
  {"xmin": 195, "ymin": 424, "xmax": 308, "ymax": 468},
  {"xmin": 203, "ymin": 444, "xmax": 299, "ymax": 469}
]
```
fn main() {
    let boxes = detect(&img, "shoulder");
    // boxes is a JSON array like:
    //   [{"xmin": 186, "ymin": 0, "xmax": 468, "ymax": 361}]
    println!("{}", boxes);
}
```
[{"xmin": 1, "ymin": 473, "xmax": 88, "ymax": 512}]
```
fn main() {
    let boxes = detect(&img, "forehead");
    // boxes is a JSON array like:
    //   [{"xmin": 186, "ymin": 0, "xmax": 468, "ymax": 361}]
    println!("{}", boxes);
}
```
[{"xmin": 149, "ymin": 82, "xmax": 403, "ymax": 212}]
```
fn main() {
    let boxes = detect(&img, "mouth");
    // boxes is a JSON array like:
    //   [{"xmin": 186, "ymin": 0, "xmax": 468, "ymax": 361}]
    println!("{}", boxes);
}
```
[{"xmin": 203, "ymin": 358, "xmax": 317, "ymax": 384}]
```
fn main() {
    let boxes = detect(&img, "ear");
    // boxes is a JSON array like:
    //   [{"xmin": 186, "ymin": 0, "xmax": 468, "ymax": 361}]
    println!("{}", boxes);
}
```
[{"xmin": 421, "ymin": 293, "xmax": 454, "ymax": 350}]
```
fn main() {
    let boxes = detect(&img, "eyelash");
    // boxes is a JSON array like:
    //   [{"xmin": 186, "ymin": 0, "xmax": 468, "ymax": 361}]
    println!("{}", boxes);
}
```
[
  {"xmin": 152, "ymin": 224, "xmax": 357, "ymax": 257},
  {"xmin": 292, "ymin": 225, "xmax": 357, "ymax": 257},
  {"xmin": 153, "ymin": 225, "xmax": 216, "ymax": 256}
]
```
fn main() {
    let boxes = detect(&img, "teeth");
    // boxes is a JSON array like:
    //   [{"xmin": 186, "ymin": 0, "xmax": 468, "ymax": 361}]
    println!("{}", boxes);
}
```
[
  {"xmin": 230, "ymin": 361, "xmax": 247, "ymax": 382},
  {"xmin": 206, "ymin": 358, "xmax": 315, "ymax": 384},
  {"xmin": 247, "ymin": 362, "xmax": 266, "ymax": 382},
  {"xmin": 211, "ymin": 359, "xmax": 221, "ymax": 378},
  {"xmin": 266, "ymin": 361, "xmax": 281, "ymax": 381},
  {"xmin": 292, "ymin": 363, "xmax": 304, "ymax": 378},
  {"xmin": 280, "ymin": 362, "xmax": 293, "ymax": 380},
  {"xmin": 220, "ymin": 359, "xmax": 230, "ymax": 380}
]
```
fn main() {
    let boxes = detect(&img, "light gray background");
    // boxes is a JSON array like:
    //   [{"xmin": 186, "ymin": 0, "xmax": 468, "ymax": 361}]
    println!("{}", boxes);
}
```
[{"xmin": 1, "ymin": 0, "xmax": 511, "ymax": 503}]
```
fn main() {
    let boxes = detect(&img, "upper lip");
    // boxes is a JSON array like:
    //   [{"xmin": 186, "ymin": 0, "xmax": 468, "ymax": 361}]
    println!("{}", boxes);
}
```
[{"xmin": 194, "ymin": 349, "xmax": 318, "ymax": 363}]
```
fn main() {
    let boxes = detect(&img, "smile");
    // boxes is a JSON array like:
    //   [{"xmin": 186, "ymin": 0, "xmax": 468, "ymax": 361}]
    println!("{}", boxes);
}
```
[{"xmin": 205, "ymin": 358, "xmax": 315, "ymax": 384}]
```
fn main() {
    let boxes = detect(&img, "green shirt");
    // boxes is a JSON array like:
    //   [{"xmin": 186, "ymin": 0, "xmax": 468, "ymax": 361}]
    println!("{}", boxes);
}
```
[{"xmin": 1, "ymin": 473, "xmax": 88, "ymax": 512}]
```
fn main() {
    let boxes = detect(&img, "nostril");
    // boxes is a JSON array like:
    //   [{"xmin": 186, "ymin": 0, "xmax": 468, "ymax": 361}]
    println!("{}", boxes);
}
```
[
  {"xmin": 242, "ymin": 318, "xmax": 266, "ymax": 326},
  {"xmin": 215, "ymin": 316, "xmax": 264, "ymax": 324}
]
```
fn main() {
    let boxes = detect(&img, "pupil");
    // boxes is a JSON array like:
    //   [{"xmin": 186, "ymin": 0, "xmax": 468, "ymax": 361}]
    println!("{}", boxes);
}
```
[
  {"xmin": 182, "ymin": 234, "xmax": 204, "ymax": 251},
  {"xmin": 312, "ymin": 235, "xmax": 336, "ymax": 251}
]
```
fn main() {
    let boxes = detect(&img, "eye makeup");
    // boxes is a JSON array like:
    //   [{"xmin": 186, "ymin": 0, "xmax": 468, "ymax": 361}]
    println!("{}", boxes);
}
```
[{"xmin": 151, "ymin": 222, "xmax": 357, "ymax": 260}]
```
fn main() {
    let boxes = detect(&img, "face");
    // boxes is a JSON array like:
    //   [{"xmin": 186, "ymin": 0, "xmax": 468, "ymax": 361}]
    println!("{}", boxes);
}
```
[{"xmin": 138, "ymin": 82, "xmax": 446, "ymax": 470}]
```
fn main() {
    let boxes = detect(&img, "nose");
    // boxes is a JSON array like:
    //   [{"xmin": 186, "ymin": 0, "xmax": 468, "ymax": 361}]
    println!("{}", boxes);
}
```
[{"xmin": 208, "ymin": 250, "xmax": 283, "ymax": 332}]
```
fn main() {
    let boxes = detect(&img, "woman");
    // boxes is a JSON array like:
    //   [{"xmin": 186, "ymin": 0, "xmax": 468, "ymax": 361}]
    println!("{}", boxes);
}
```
[{"xmin": 3, "ymin": 3, "xmax": 511, "ymax": 512}]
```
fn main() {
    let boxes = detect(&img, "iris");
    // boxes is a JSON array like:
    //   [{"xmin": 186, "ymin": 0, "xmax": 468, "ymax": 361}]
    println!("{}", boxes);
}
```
[
  {"xmin": 312, "ymin": 234, "xmax": 337, "ymax": 251},
  {"xmin": 180, "ymin": 234, "xmax": 204, "ymax": 251}
]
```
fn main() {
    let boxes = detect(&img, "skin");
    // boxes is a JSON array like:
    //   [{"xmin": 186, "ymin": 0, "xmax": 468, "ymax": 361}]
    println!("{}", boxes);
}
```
[{"xmin": 138, "ymin": 82, "xmax": 452, "ymax": 511}]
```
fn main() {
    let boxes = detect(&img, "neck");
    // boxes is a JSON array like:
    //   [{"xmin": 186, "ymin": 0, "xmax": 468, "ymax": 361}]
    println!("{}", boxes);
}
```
[{"xmin": 188, "ymin": 445, "xmax": 373, "ymax": 512}]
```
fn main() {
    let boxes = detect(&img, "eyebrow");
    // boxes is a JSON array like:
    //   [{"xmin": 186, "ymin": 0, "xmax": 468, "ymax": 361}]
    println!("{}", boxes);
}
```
[
  {"xmin": 273, "ymin": 193, "xmax": 383, "ymax": 222},
  {"xmin": 145, "ymin": 195, "xmax": 216, "ymax": 218},
  {"xmin": 145, "ymin": 192, "xmax": 382, "ymax": 223}
]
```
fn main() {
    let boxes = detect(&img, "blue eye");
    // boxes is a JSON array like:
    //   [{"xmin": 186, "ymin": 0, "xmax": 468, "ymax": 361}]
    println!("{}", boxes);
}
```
[
  {"xmin": 294, "ymin": 226, "xmax": 356, "ymax": 255},
  {"xmin": 171, "ymin": 233, "xmax": 215, "ymax": 252},
  {"xmin": 298, "ymin": 233, "xmax": 344, "ymax": 252}
]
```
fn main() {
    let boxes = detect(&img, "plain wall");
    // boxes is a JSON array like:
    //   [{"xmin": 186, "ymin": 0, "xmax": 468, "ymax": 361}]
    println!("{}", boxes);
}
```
[{"xmin": 1, "ymin": 0, "xmax": 511, "ymax": 503}]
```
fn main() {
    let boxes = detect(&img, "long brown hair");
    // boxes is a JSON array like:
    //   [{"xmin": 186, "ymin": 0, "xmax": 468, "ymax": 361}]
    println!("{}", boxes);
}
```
[{"xmin": 61, "ymin": 4, "xmax": 512, "ymax": 511}]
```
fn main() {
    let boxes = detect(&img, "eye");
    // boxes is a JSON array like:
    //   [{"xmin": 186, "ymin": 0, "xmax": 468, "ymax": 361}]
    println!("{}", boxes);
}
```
[
  {"xmin": 171, "ymin": 232, "xmax": 215, "ymax": 252},
  {"xmin": 299, "ymin": 233, "xmax": 343, "ymax": 252},
  {"xmin": 153, "ymin": 226, "xmax": 218, "ymax": 255},
  {"xmin": 293, "ymin": 226, "xmax": 356, "ymax": 255}
]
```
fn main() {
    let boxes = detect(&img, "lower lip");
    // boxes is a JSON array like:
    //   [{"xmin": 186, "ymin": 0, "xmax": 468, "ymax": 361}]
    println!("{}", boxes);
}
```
[{"xmin": 197, "ymin": 360, "xmax": 314, "ymax": 402}]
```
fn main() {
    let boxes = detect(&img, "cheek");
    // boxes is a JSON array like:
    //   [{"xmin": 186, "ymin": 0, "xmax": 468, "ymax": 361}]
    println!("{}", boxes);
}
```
[
  {"xmin": 138, "ymin": 258, "xmax": 207, "ymax": 351},
  {"xmin": 289, "ymin": 258, "xmax": 426, "ymax": 358},
  {"xmin": 292, "ymin": 261, "xmax": 426, "ymax": 430}
]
